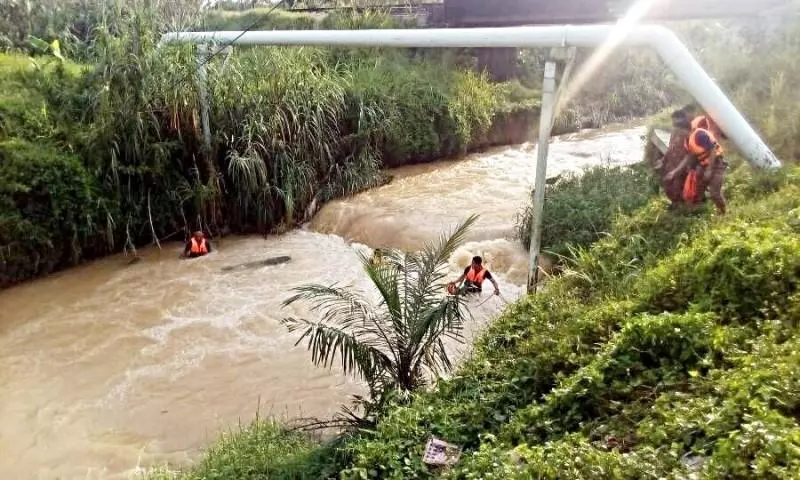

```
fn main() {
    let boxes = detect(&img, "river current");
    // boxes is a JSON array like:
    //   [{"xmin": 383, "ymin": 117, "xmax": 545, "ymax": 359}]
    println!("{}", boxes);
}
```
[{"xmin": 0, "ymin": 126, "xmax": 645, "ymax": 479}]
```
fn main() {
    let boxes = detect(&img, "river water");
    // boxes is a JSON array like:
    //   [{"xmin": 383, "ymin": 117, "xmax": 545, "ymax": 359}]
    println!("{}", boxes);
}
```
[{"xmin": 0, "ymin": 126, "xmax": 644, "ymax": 479}]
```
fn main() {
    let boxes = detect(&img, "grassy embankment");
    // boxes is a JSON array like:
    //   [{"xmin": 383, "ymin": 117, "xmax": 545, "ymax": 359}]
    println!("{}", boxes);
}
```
[
  {"xmin": 148, "ymin": 167, "xmax": 800, "ymax": 480},
  {"xmin": 148, "ymin": 11, "xmax": 800, "ymax": 480}
]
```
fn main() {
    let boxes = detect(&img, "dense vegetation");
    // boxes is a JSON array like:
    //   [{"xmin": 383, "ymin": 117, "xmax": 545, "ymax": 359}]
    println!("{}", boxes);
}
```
[
  {"xmin": 144, "ymin": 6, "xmax": 800, "ymax": 480},
  {"xmin": 0, "ymin": 2, "xmax": 538, "ymax": 287},
  {"xmin": 0, "ymin": 0, "xmax": 680, "ymax": 288},
  {"xmin": 516, "ymin": 163, "xmax": 658, "ymax": 259}
]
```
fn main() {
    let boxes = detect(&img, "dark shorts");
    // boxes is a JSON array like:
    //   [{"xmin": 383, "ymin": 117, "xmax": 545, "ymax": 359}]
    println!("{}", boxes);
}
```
[{"xmin": 696, "ymin": 157, "xmax": 727, "ymax": 195}]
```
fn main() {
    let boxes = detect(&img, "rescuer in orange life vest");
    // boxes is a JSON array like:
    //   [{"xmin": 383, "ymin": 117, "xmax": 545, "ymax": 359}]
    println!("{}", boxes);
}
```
[
  {"xmin": 665, "ymin": 110, "xmax": 728, "ymax": 215},
  {"xmin": 182, "ymin": 230, "xmax": 212, "ymax": 258},
  {"xmin": 449, "ymin": 256, "xmax": 500, "ymax": 296}
]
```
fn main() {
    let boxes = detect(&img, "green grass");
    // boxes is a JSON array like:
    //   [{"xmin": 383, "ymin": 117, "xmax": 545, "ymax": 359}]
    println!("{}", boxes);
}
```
[
  {"xmin": 516, "ymin": 163, "xmax": 659, "ymax": 260},
  {"xmin": 198, "ymin": 8, "xmax": 320, "ymax": 31},
  {"xmin": 146, "ymin": 419, "xmax": 337, "ymax": 480},
  {"xmin": 339, "ymin": 163, "xmax": 800, "ymax": 479}
]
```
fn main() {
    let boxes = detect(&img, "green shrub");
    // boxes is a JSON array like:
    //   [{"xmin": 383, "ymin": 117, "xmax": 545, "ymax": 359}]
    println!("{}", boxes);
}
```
[
  {"xmin": 0, "ymin": 55, "xmax": 53, "ymax": 140},
  {"xmin": 502, "ymin": 312, "xmax": 722, "ymax": 444},
  {"xmin": 637, "ymin": 221, "xmax": 800, "ymax": 321},
  {"xmin": 198, "ymin": 8, "xmax": 319, "ymax": 31},
  {"xmin": 0, "ymin": 138, "xmax": 108, "ymax": 287},
  {"xmin": 449, "ymin": 435, "xmax": 686, "ymax": 480},
  {"xmin": 562, "ymin": 199, "xmax": 706, "ymax": 298},
  {"xmin": 636, "ymin": 335, "xmax": 800, "ymax": 458},
  {"xmin": 516, "ymin": 164, "xmax": 658, "ymax": 259},
  {"xmin": 703, "ymin": 407, "xmax": 800, "ymax": 479}
]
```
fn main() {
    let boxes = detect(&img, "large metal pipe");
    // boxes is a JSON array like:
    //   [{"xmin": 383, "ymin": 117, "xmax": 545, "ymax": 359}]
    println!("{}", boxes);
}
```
[{"xmin": 159, "ymin": 25, "xmax": 779, "ymax": 168}]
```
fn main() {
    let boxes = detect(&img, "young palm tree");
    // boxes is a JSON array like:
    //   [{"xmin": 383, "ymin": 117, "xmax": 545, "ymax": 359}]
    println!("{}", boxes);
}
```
[{"xmin": 281, "ymin": 215, "xmax": 478, "ymax": 419}]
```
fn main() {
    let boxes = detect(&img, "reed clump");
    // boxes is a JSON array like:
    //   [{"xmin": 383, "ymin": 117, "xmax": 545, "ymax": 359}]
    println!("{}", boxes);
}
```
[{"xmin": 0, "ymin": 4, "xmax": 535, "ymax": 287}]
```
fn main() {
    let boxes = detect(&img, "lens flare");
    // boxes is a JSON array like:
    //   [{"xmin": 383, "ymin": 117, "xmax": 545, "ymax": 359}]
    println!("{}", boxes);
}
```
[{"xmin": 556, "ymin": 0, "xmax": 668, "ymax": 116}]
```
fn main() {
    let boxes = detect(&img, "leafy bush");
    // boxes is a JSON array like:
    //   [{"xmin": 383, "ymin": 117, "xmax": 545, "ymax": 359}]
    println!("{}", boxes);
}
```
[
  {"xmin": 560, "ymin": 199, "xmax": 705, "ymax": 299},
  {"xmin": 502, "ymin": 312, "xmax": 722, "ymax": 444},
  {"xmin": 516, "ymin": 164, "xmax": 657, "ymax": 259},
  {"xmin": 638, "ymin": 221, "xmax": 800, "ymax": 321},
  {"xmin": 449, "ymin": 435, "xmax": 685, "ymax": 480},
  {"xmin": 0, "ymin": 139, "xmax": 109, "ymax": 286}
]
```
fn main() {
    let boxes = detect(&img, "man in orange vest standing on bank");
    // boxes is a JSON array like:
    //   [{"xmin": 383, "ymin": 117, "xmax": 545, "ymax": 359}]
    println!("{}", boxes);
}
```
[
  {"xmin": 183, "ymin": 230, "xmax": 212, "ymax": 258},
  {"xmin": 449, "ymin": 256, "xmax": 500, "ymax": 296},
  {"xmin": 665, "ymin": 110, "xmax": 727, "ymax": 215}
]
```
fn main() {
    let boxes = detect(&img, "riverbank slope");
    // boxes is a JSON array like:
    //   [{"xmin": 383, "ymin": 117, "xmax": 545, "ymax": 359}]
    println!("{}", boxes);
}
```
[
  {"xmin": 146, "ymin": 8, "xmax": 800, "ymax": 478},
  {"xmin": 146, "ymin": 155, "xmax": 800, "ymax": 480}
]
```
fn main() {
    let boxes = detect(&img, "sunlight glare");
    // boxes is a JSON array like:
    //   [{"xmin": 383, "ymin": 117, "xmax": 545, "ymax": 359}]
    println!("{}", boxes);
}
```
[{"xmin": 556, "ymin": 0, "xmax": 668, "ymax": 117}]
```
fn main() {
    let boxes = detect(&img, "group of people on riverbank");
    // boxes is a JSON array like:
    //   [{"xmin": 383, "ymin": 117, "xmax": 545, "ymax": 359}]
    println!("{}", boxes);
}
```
[{"xmin": 658, "ymin": 105, "xmax": 728, "ymax": 215}]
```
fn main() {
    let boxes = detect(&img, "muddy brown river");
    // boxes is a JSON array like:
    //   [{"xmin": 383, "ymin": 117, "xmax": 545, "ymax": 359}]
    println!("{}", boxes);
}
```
[{"xmin": 0, "ymin": 126, "xmax": 645, "ymax": 479}]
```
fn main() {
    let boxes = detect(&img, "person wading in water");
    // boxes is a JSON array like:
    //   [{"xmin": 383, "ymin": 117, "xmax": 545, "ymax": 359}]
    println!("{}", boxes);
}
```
[
  {"xmin": 449, "ymin": 256, "xmax": 500, "ymax": 296},
  {"xmin": 183, "ymin": 231, "xmax": 212, "ymax": 258}
]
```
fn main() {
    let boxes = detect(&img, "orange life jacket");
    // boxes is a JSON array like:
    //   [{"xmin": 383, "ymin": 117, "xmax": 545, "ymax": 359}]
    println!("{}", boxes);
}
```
[
  {"xmin": 466, "ymin": 267, "xmax": 487, "ymax": 286},
  {"xmin": 190, "ymin": 237, "xmax": 208, "ymax": 254},
  {"xmin": 685, "ymin": 128, "xmax": 723, "ymax": 166},
  {"xmin": 682, "ymin": 169, "xmax": 700, "ymax": 204}
]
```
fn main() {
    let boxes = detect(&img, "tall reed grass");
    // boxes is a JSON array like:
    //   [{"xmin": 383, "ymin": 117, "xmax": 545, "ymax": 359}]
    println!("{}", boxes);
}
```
[{"xmin": 0, "ymin": 4, "xmax": 531, "ymax": 286}]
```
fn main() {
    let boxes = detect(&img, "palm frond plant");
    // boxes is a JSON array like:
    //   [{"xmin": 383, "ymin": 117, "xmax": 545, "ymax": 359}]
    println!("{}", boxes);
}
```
[{"xmin": 282, "ymin": 215, "xmax": 479, "ymax": 424}]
